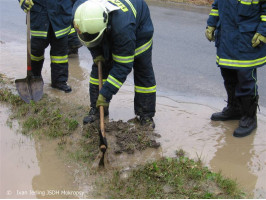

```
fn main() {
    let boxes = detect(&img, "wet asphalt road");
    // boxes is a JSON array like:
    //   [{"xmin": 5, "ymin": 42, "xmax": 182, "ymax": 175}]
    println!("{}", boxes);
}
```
[{"xmin": 0, "ymin": 0, "xmax": 266, "ymax": 109}]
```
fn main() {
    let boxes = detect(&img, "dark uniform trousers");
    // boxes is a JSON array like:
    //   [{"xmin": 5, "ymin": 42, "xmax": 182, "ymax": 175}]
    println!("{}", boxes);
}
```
[
  {"xmin": 68, "ymin": 24, "xmax": 81, "ymax": 49},
  {"xmin": 221, "ymin": 68, "xmax": 258, "ymax": 98},
  {"xmin": 89, "ymin": 47, "xmax": 156, "ymax": 118},
  {"xmin": 31, "ymin": 25, "xmax": 69, "ymax": 84}
]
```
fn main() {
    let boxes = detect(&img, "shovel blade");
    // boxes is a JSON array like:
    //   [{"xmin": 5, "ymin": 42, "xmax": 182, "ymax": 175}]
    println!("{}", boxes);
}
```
[
  {"xmin": 15, "ymin": 76, "xmax": 44, "ymax": 103},
  {"xmin": 29, "ymin": 77, "xmax": 44, "ymax": 101},
  {"xmin": 15, "ymin": 78, "xmax": 32, "ymax": 103}
]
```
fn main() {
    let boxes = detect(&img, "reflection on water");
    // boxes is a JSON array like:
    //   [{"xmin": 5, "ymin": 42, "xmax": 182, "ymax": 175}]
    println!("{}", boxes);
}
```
[
  {"xmin": 209, "ymin": 121, "xmax": 257, "ymax": 198},
  {"xmin": 0, "ymin": 105, "xmax": 39, "ymax": 199},
  {"xmin": 0, "ymin": 105, "xmax": 82, "ymax": 199},
  {"xmin": 31, "ymin": 139, "xmax": 82, "ymax": 199}
]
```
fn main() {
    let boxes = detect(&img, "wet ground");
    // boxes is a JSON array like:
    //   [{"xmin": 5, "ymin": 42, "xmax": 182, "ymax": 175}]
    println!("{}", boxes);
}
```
[
  {"xmin": 0, "ymin": 105, "xmax": 85, "ymax": 199},
  {"xmin": 1, "ymin": 39, "xmax": 266, "ymax": 198},
  {"xmin": 1, "ymin": 1, "xmax": 266, "ymax": 199}
]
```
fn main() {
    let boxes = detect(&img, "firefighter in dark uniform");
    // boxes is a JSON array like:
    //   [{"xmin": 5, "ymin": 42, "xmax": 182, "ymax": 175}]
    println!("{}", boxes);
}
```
[
  {"xmin": 68, "ymin": 0, "xmax": 82, "ymax": 56},
  {"xmin": 68, "ymin": 25, "xmax": 82, "ymax": 56},
  {"xmin": 205, "ymin": 0, "xmax": 266, "ymax": 137},
  {"xmin": 73, "ymin": 0, "xmax": 156, "ymax": 128},
  {"xmin": 19, "ymin": 0, "xmax": 72, "ymax": 92}
]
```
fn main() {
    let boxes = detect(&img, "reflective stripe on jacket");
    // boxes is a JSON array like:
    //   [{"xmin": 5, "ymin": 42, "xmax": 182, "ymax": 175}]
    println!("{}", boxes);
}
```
[
  {"xmin": 85, "ymin": 0, "xmax": 154, "ymax": 100},
  {"xmin": 207, "ymin": 0, "xmax": 266, "ymax": 69},
  {"xmin": 29, "ymin": 0, "xmax": 72, "ymax": 39}
]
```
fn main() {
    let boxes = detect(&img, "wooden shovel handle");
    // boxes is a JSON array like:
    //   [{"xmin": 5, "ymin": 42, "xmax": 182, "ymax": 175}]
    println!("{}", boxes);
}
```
[
  {"xmin": 98, "ymin": 61, "xmax": 106, "ymax": 138},
  {"xmin": 27, "ymin": 12, "xmax": 31, "ymax": 73}
]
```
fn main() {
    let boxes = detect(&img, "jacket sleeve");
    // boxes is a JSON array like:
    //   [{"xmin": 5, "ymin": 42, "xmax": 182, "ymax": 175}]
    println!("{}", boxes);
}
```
[
  {"xmin": 88, "ymin": 46, "xmax": 103, "ymax": 60},
  {"xmin": 100, "ymin": 23, "xmax": 136, "ymax": 101},
  {"xmin": 257, "ymin": 0, "xmax": 266, "ymax": 36},
  {"xmin": 207, "ymin": 0, "xmax": 219, "ymax": 27}
]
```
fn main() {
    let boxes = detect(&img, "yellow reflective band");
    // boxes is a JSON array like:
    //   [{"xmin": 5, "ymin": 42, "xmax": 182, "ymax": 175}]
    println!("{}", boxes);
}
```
[
  {"xmin": 31, "ymin": 30, "xmax": 47, "ymax": 37},
  {"xmin": 108, "ymin": 0, "xmax": 128, "ymax": 12},
  {"xmin": 55, "ymin": 26, "xmax": 71, "ymax": 38},
  {"xmin": 125, "ymin": 0, "xmax": 136, "ymax": 18},
  {"xmin": 238, "ymin": 0, "xmax": 259, "ymax": 4},
  {"xmin": 68, "ymin": 28, "xmax": 76, "ymax": 35},
  {"xmin": 89, "ymin": 77, "xmax": 107, "ymax": 85},
  {"xmin": 112, "ymin": 54, "xmax": 134, "ymax": 63},
  {"xmin": 217, "ymin": 56, "xmax": 266, "ymax": 68},
  {"xmin": 51, "ymin": 55, "xmax": 68, "ymax": 64},
  {"xmin": 261, "ymin": 15, "xmax": 266, "ymax": 22},
  {"xmin": 135, "ymin": 38, "xmax": 152, "ymax": 56},
  {"xmin": 216, "ymin": 55, "xmax": 219, "ymax": 64},
  {"xmin": 210, "ymin": 9, "xmax": 219, "ymax": 16},
  {"xmin": 113, "ymin": 38, "xmax": 152, "ymax": 63},
  {"xmin": 31, "ymin": 54, "xmax": 44, "ymax": 62},
  {"xmin": 107, "ymin": 75, "xmax": 122, "ymax": 89},
  {"xmin": 135, "ymin": 85, "xmax": 156, "ymax": 93}
]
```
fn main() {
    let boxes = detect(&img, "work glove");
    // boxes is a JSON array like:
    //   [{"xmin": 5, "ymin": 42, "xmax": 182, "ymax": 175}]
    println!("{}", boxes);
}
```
[
  {"xmin": 96, "ymin": 94, "xmax": 109, "ymax": 108},
  {"xmin": 93, "ymin": 55, "xmax": 105, "ymax": 65},
  {"xmin": 205, "ymin": 26, "xmax": 216, "ymax": 42},
  {"xmin": 19, "ymin": 0, "xmax": 34, "ymax": 13},
  {"xmin": 252, "ymin": 33, "xmax": 266, "ymax": 48}
]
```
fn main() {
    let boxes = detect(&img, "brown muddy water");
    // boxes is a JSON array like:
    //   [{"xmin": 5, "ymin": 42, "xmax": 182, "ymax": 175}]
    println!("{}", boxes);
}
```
[
  {"xmin": 1, "ymin": 40, "xmax": 266, "ymax": 198},
  {"xmin": 0, "ymin": 105, "xmax": 87, "ymax": 199}
]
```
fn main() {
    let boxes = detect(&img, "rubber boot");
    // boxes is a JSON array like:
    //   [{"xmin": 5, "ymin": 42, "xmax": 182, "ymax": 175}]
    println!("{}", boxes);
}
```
[
  {"xmin": 83, "ymin": 107, "xmax": 109, "ymax": 125},
  {"xmin": 83, "ymin": 83, "xmax": 100, "ymax": 125},
  {"xmin": 68, "ymin": 44, "xmax": 82, "ymax": 56},
  {"xmin": 51, "ymin": 82, "xmax": 72, "ymax": 93},
  {"xmin": 211, "ymin": 84, "xmax": 242, "ymax": 121},
  {"xmin": 233, "ymin": 96, "xmax": 258, "ymax": 137},
  {"xmin": 140, "ymin": 116, "xmax": 155, "ymax": 129}
]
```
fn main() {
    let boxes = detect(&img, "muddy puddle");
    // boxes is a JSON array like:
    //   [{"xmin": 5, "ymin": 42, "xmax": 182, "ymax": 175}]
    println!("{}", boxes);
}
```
[
  {"xmin": 1, "ymin": 36, "xmax": 266, "ymax": 198},
  {"xmin": 0, "ymin": 105, "xmax": 86, "ymax": 199}
]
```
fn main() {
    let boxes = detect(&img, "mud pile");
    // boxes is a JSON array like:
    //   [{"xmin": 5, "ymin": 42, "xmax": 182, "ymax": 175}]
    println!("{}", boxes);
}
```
[{"xmin": 82, "ymin": 117, "xmax": 161, "ymax": 156}]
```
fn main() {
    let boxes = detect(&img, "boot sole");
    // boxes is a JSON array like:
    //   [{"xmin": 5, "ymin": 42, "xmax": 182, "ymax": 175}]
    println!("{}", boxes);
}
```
[
  {"xmin": 210, "ymin": 116, "xmax": 241, "ymax": 121},
  {"xmin": 233, "ymin": 126, "xmax": 257, "ymax": 138},
  {"xmin": 233, "ymin": 131, "xmax": 253, "ymax": 138},
  {"xmin": 51, "ymin": 85, "xmax": 72, "ymax": 93}
]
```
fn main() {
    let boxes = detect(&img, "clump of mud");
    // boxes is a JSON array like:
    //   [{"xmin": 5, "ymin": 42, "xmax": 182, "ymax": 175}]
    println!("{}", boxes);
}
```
[{"xmin": 82, "ymin": 117, "xmax": 161, "ymax": 155}]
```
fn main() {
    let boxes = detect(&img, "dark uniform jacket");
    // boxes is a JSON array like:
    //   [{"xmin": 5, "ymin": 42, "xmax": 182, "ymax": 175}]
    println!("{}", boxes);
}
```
[
  {"xmin": 29, "ymin": 0, "xmax": 73, "ymax": 38},
  {"xmin": 73, "ymin": 0, "xmax": 154, "ymax": 100},
  {"xmin": 207, "ymin": 0, "xmax": 266, "ymax": 69}
]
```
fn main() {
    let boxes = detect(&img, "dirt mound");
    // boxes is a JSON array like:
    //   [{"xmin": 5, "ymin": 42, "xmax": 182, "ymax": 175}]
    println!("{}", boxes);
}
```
[{"xmin": 82, "ymin": 117, "xmax": 161, "ymax": 156}]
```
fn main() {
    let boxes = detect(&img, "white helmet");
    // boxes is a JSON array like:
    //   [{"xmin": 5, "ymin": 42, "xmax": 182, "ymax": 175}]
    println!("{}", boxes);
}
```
[{"xmin": 74, "ymin": 0, "xmax": 109, "ymax": 48}]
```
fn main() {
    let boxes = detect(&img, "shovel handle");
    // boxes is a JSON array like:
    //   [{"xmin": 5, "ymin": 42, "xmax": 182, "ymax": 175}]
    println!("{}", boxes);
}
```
[
  {"xmin": 27, "ymin": 13, "xmax": 32, "ymax": 74},
  {"xmin": 98, "ymin": 61, "xmax": 106, "ymax": 139}
]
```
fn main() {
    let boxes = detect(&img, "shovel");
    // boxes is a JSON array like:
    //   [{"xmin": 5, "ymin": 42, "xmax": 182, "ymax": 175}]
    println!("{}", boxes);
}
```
[
  {"xmin": 97, "ymin": 61, "xmax": 108, "ymax": 167},
  {"xmin": 15, "ymin": 12, "xmax": 44, "ymax": 104}
]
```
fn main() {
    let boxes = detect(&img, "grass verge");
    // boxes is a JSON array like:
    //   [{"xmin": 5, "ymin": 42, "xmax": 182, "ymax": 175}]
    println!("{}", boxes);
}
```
[
  {"xmin": 0, "ymin": 85, "xmax": 78, "ymax": 138},
  {"xmin": 107, "ymin": 150, "xmax": 245, "ymax": 199}
]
